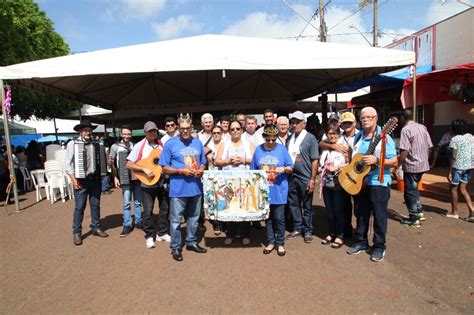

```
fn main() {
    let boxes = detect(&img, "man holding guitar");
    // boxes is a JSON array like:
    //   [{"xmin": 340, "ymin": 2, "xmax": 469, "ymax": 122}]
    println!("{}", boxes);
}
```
[
  {"xmin": 345, "ymin": 107, "xmax": 398, "ymax": 262},
  {"xmin": 127, "ymin": 121, "xmax": 170, "ymax": 249}
]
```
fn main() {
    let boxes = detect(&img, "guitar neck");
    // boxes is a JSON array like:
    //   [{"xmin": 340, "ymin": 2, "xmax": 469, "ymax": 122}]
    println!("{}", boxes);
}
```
[{"xmin": 366, "ymin": 135, "xmax": 381, "ymax": 155}]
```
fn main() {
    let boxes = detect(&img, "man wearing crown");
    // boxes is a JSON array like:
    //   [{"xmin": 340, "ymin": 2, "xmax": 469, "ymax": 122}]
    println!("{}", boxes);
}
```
[
  {"xmin": 346, "ymin": 107, "xmax": 398, "ymax": 262},
  {"xmin": 160, "ymin": 113, "xmax": 208, "ymax": 262}
]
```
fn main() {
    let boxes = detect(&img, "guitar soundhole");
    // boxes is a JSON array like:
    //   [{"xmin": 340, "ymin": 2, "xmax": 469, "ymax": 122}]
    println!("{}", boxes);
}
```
[
  {"xmin": 153, "ymin": 158, "xmax": 160, "ymax": 165},
  {"xmin": 355, "ymin": 162, "xmax": 364, "ymax": 173}
]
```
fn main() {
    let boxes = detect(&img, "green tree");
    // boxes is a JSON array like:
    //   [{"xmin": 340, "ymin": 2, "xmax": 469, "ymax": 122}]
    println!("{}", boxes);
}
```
[{"xmin": 0, "ymin": 0, "xmax": 79, "ymax": 119}]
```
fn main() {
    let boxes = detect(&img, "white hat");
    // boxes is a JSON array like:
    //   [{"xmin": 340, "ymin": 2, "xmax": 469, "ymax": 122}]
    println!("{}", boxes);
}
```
[{"xmin": 290, "ymin": 111, "xmax": 306, "ymax": 122}]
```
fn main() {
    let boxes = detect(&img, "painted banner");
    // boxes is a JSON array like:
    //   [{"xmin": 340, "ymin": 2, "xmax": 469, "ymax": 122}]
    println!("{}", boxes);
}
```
[{"xmin": 203, "ymin": 170, "xmax": 270, "ymax": 222}]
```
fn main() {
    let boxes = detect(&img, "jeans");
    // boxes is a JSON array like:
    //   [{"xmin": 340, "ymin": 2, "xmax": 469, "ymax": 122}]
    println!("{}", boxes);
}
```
[
  {"xmin": 404, "ymin": 172, "xmax": 424, "ymax": 217},
  {"xmin": 322, "ymin": 187, "xmax": 346, "ymax": 239},
  {"xmin": 266, "ymin": 204, "xmax": 285, "ymax": 246},
  {"xmin": 227, "ymin": 222, "xmax": 251, "ymax": 238},
  {"xmin": 122, "ymin": 180, "xmax": 142, "ymax": 227},
  {"xmin": 72, "ymin": 179, "xmax": 101, "ymax": 234},
  {"xmin": 101, "ymin": 175, "xmax": 109, "ymax": 192},
  {"xmin": 287, "ymin": 176, "xmax": 314, "ymax": 235},
  {"xmin": 169, "ymin": 195, "xmax": 202, "ymax": 250},
  {"xmin": 354, "ymin": 186, "xmax": 390, "ymax": 250},
  {"xmin": 142, "ymin": 186, "xmax": 170, "ymax": 239}
]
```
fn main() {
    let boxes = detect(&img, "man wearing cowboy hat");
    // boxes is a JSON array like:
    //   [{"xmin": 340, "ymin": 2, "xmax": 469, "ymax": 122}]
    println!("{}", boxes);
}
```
[{"xmin": 65, "ymin": 119, "xmax": 109, "ymax": 246}]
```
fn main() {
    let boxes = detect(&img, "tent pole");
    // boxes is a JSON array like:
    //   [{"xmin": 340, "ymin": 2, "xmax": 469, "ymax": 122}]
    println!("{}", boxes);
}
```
[
  {"xmin": 1, "ymin": 80, "xmax": 20, "ymax": 212},
  {"xmin": 412, "ymin": 64, "xmax": 417, "ymax": 121},
  {"xmin": 53, "ymin": 117, "xmax": 58, "ymax": 142}
]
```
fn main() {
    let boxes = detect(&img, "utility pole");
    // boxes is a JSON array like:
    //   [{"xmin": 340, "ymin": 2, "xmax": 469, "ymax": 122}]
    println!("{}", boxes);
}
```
[
  {"xmin": 319, "ymin": 0, "xmax": 327, "ymax": 42},
  {"xmin": 373, "ymin": 0, "xmax": 378, "ymax": 47}
]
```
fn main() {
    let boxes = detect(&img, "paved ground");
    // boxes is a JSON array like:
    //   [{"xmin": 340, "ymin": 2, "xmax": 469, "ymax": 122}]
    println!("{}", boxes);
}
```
[{"xmin": 1, "ymin": 183, "xmax": 473, "ymax": 314}]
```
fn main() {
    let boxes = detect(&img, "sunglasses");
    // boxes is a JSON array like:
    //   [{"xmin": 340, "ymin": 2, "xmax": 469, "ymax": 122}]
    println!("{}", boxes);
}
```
[
  {"xmin": 265, "ymin": 138, "xmax": 277, "ymax": 143},
  {"xmin": 213, "ymin": 132, "xmax": 221, "ymax": 135},
  {"xmin": 165, "ymin": 124, "xmax": 175, "ymax": 127},
  {"xmin": 230, "ymin": 128, "xmax": 241, "ymax": 131}
]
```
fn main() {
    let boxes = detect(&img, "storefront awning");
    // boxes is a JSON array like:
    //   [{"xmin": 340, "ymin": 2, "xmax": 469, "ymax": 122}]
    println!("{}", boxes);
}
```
[{"xmin": 401, "ymin": 63, "xmax": 474, "ymax": 108}]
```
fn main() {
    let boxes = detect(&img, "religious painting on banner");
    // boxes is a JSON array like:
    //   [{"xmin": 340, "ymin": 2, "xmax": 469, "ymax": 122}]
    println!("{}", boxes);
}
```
[{"xmin": 203, "ymin": 170, "xmax": 270, "ymax": 222}]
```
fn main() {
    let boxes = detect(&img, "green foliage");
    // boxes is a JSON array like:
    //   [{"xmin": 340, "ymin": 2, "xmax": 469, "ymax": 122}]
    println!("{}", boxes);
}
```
[{"xmin": 0, "ymin": 0, "xmax": 78, "ymax": 119}]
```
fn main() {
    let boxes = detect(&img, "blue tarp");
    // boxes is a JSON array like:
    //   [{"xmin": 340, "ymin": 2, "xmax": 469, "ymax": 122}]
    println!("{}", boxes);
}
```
[{"xmin": 37, "ymin": 135, "xmax": 70, "ymax": 143}]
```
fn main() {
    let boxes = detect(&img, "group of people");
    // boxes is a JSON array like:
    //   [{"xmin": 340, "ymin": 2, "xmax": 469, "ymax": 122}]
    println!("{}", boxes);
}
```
[{"xmin": 63, "ymin": 106, "xmax": 473, "ymax": 263}]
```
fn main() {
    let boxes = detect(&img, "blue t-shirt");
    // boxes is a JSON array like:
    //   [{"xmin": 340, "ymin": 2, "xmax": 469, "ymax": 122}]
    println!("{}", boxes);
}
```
[
  {"xmin": 159, "ymin": 137, "xmax": 207, "ymax": 197},
  {"xmin": 353, "ymin": 127, "xmax": 397, "ymax": 187},
  {"xmin": 250, "ymin": 144, "xmax": 293, "ymax": 205}
]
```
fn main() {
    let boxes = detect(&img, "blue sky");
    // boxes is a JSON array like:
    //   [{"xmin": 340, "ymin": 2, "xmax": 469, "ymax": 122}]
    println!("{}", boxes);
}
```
[{"xmin": 37, "ymin": 0, "xmax": 472, "ymax": 53}]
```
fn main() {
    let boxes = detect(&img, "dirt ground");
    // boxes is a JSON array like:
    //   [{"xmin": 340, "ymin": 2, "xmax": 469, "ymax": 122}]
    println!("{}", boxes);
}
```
[{"xmin": 0, "ymin": 186, "xmax": 473, "ymax": 314}]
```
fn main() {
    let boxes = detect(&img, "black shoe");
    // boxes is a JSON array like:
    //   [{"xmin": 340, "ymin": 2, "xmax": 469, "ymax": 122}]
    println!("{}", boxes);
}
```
[
  {"xmin": 73, "ymin": 234, "xmax": 82, "ymax": 246},
  {"xmin": 135, "ymin": 222, "xmax": 143, "ymax": 230},
  {"xmin": 286, "ymin": 231, "xmax": 302, "ymax": 240},
  {"xmin": 171, "ymin": 249, "xmax": 183, "ymax": 261},
  {"xmin": 119, "ymin": 226, "xmax": 132, "ymax": 238},
  {"xmin": 304, "ymin": 233, "xmax": 313, "ymax": 244},
  {"xmin": 92, "ymin": 229, "xmax": 109, "ymax": 237},
  {"xmin": 186, "ymin": 244, "xmax": 207, "ymax": 253},
  {"xmin": 347, "ymin": 243, "xmax": 370, "ymax": 255}
]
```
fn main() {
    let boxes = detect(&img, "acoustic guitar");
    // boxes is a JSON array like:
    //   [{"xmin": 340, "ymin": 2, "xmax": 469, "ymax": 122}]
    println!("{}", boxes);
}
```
[
  {"xmin": 338, "ymin": 117, "xmax": 398, "ymax": 195},
  {"xmin": 134, "ymin": 148, "xmax": 162, "ymax": 186}
]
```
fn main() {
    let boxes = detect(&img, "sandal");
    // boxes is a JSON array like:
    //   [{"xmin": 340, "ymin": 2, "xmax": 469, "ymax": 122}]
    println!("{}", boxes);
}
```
[
  {"xmin": 463, "ymin": 216, "xmax": 474, "ymax": 223},
  {"xmin": 277, "ymin": 245, "xmax": 286, "ymax": 257},
  {"xmin": 242, "ymin": 237, "xmax": 251, "ymax": 245},
  {"xmin": 263, "ymin": 245, "xmax": 275, "ymax": 255},
  {"xmin": 224, "ymin": 237, "xmax": 234, "ymax": 245},
  {"xmin": 321, "ymin": 236, "xmax": 333, "ymax": 245},
  {"xmin": 331, "ymin": 238, "xmax": 343, "ymax": 249}
]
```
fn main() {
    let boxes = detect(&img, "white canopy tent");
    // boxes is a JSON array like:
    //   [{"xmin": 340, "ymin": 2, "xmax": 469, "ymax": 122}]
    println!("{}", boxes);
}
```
[
  {"xmin": 1, "ymin": 34, "xmax": 415, "ymax": 122},
  {"xmin": 65, "ymin": 104, "xmax": 112, "ymax": 118},
  {"xmin": 0, "ymin": 35, "xmax": 415, "ymax": 211}
]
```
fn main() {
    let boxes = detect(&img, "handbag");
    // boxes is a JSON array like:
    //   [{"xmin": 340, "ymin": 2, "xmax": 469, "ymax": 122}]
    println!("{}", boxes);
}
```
[{"xmin": 323, "ymin": 171, "xmax": 342, "ymax": 190}]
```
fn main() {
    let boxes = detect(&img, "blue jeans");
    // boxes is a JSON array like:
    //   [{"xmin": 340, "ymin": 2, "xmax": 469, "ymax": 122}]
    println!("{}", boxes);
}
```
[
  {"xmin": 122, "ymin": 180, "xmax": 142, "ymax": 227},
  {"xmin": 101, "ymin": 175, "xmax": 109, "ymax": 192},
  {"xmin": 266, "ymin": 204, "xmax": 285, "ymax": 246},
  {"xmin": 354, "ymin": 186, "xmax": 390, "ymax": 250},
  {"xmin": 169, "ymin": 195, "xmax": 202, "ymax": 250},
  {"xmin": 322, "ymin": 187, "xmax": 346, "ymax": 239},
  {"xmin": 403, "ymin": 172, "xmax": 423, "ymax": 217},
  {"xmin": 72, "ymin": 179, "xmax": 101, "ymax": 234},
  {"xmin": 287, "ymin": 176, "xmax": 314, "ymax": 235}
]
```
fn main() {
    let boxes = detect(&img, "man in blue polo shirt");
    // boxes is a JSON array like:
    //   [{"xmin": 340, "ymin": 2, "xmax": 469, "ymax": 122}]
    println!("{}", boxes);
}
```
[
  {"xmin": 346, "ymin": 107, "xmax": 398, "ymax": 262},
  {"xmin": 160, "ymin": 113, "xmax": 207, "ymax": 262}
]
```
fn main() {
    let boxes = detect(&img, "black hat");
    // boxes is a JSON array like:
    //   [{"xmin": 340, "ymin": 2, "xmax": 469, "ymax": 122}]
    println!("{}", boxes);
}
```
[{"xmin": 73, "ymin": 119, "xmax": 97, "ymax": 131}]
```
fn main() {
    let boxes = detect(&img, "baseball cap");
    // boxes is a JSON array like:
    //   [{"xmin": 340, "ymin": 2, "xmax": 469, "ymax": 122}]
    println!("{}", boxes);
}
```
[
  {"xmin": 328, "ymin": 113, "xmax": 339, "ymax": 122},
  {"xmin": 144, "ymin": 121, "xmax": 158, "ymax": 132},
  {"xmin": 290, "ymin": 111, "xmax": 306, "ymax": 122},
  {"xmin": 340, "ymin": 112, "xmax": 356, "ymax": 123}
]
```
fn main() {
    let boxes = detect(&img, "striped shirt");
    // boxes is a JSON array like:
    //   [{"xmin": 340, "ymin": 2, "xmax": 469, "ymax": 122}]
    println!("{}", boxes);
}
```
[{"xmin": 399, "ymin": 121, "xmax": 433, "ymax": 173}]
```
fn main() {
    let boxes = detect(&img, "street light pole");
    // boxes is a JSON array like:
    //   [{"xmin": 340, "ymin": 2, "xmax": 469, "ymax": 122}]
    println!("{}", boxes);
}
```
[{"xmin": 373, "ymin": 0, "xmax": 378, "ymax": 47}]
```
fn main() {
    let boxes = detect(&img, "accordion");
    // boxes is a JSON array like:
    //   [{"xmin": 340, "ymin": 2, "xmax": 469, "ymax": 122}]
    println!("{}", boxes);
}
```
[
  {"xmin": 74, "ymin": 141, "xmax": 107, "ymax": 179},
  {"xmin": 117, "ymin": 150, "xmax": 132, "ymax": 185}
]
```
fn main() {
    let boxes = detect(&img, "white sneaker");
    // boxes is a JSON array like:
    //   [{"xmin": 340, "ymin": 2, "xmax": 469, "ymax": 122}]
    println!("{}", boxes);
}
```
[
  {"xmin": 146, "ymin": 237, "xmax": 155, "ymax": 249},
  {"xmin": 156, "ymin": 233, "xmax": 171, "ymax": 242}
]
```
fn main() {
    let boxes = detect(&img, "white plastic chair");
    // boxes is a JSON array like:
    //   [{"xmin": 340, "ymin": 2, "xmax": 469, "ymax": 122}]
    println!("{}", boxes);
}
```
[
  {"xmin": 46, "ymin": 170, "xmax": 67, "ymax": 204},
  {"xmin": 30, "ymin": 169, "xmax": 50, "ymax": 202},
  {"xmin": 46, "ymin": 144, "xmax": 61, "ymax": 161},
  {"xmin": 19, "ymin": 167, "xmax": 33, "ymax": 191},
  {"xmin": 54, "ymin": 149, "xmax": 67, "ymax": 164}
]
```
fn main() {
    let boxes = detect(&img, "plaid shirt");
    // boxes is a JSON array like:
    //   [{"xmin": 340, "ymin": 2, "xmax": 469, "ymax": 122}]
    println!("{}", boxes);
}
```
[{"xmin": 399, "ymin": 121, "xmax": 433, "ymax": 173}]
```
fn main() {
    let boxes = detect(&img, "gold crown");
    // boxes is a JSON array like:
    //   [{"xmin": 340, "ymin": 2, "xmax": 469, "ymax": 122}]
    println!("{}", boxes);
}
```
[{"xmin": 262, "ymin": 124, "xmax": 279, "ymax": 136}]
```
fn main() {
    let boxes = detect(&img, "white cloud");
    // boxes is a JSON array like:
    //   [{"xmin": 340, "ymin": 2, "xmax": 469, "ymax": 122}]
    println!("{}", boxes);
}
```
[
  {"xmin": 104, "ymin": 0, "xmax": 167, "ymax": 21},
  {"xmin": 152, "ymin": 15, "xmax": 202, "ymax": 40},
  {"xmin": 221, "ymin": 4, "xmax": 380, "ymax": 46},
  {"xmin": 425, "ymin": 0, "xmax": 472, "ymax": 25}
]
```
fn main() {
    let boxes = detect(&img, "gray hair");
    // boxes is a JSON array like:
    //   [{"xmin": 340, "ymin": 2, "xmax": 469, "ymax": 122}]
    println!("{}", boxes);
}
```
[
  {"xmin": 360, "ymin": 106, "xmax": 377, "ymax": 117},
  {"xmin": 276, "ymin": 116, "xmax": 289, "ymax": 125},
  {"xmin": 201, "ymin": 113, "xmax": 214, "ymax": 122}
]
